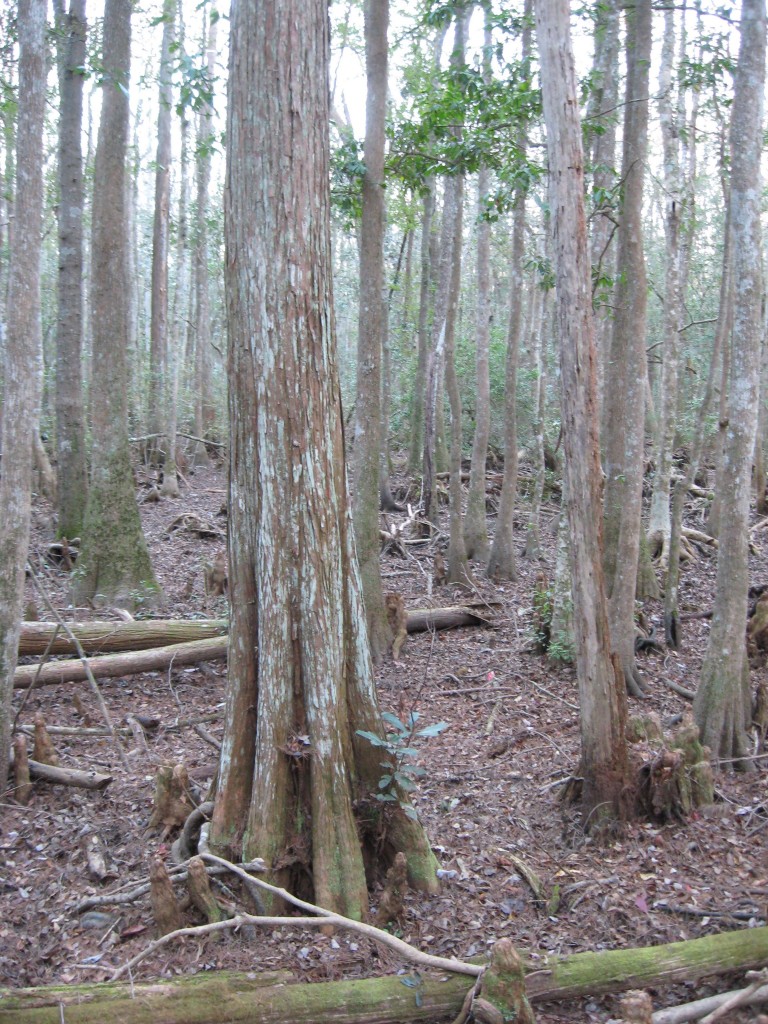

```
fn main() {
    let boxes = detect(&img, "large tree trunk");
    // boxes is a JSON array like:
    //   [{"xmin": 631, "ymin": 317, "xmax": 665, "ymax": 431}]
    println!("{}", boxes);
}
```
[
  {"xmin": 535, "ymin": 0, "xmax": 631, "ymax": 824},
  {"xmin": 694, "ymin": 0, "xmax": 765, "ymax": 766},
  {"xmin": 0, "ymin": 0, "xmax": 47, "ymax": 795},
  {"xmin": 601, "ymin": 0, "xmax": 653, "ymax": 698},
  {"xmin": 75, "ymin": 0, "xmax": 161, "ymax": 610},
  {"xmin": 352, "ymin": 0, "xmax": 392, "ymax": 663},
  {"xmin": 212, "ymin": 0, "xmax": 438, "ymax": 920},
  {"xmin": 2, "ymin": 926, "xmax": 767, "ymax": 1023},
  {"xmin": 54, "ymin": 0, "xmax": 88, "ymax": 539}
]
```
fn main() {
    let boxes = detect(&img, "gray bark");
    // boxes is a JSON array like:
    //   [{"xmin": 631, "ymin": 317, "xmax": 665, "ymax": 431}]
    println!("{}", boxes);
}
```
[
  {"xmin": 0, "ymin": 0, "xmax": 47, "ymax": 794},
  {"xmin": 694, "ymin": 0, "xmax": 765, "ymax": 765}
]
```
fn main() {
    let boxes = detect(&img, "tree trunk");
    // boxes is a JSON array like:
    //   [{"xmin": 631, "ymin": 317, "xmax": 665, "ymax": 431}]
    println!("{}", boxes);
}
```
[
  {"xmin": 191, "ymin": 10, "xmax": 218, "ymax": 466},
  {"xmin": 463, "ymin": 14, "xmax": 493, "ymax": 564},
  {"xmin": 588, "ymin": 0, "xmax": 619, "ymax": 424},
  {"xmin": 212, "ymin": 0, "xmax": 438, "ymax": 919},
  {"xmin": 535, "ymin": 0, "xmax": 631, "ymax": 824},
  {"xmin": 524, "ymin": 273, "xmax": 548, "ymax": 561},
  {"xmin": 487, "ymin": 0, "xmax": 531, "ymax": 582},
  {"xmin": 147, "ymin": 0, "xmax": 175, "ymax": 461},
  {"xmin": 352, "ymin": 0, "xmax": 392, "ymax": 662},
  {"xmin": 408, "ymin": 184, "xmax": 436, "ymax": 476},
  {"xmin": 647, "ymin": 6, "xmax": 683, "ymax": 570},
  {"xmin": 54, "ymin": 0, "xmax": 89, "ymax": 539},
  {"xmin": 18, "ymin": 618, "xmax": 228, "ymax": 655},
  {"xmin": 694, "ymin": 0, "xmax": 765, "ymax": 766},
  {"xmin": 75, "ymin": 0, "xmax": 161, "ymax": 610},
  {"xmin": 601, "ymin": 0, "xmax": 652, "ymax": 698},
  {"xmin": 0, "ymin": 0, "xmax": 47, "ymax": 795},
  {"xmin": 160, "ymin": 4, "xmax": 190, "ymax": 502}
]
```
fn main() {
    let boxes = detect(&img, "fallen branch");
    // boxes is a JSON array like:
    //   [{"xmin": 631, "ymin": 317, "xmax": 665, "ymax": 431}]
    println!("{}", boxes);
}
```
[{"xmin": 652, "ymin": 979, "xmax": 768, "ymax": 1024}]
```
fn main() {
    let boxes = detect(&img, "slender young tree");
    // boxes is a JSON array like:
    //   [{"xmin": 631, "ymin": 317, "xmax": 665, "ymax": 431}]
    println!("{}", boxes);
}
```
[
  {"xmin": 211, "ymin": 0, "xmax": 439, "ymax": 917},
  {"xmin": 463, "ymin": 11, "xmax": 493, "ymax": 563},
  {"xmin": 352, "ymin": 0, "xmax": 392, "ymax": 661},
  {"xmin": 0, "ymin": 0, "xmax": 47, "ymax": 793},
  {"xmin": 601, "ymin": 0, "xmax": 653, "ymax": 697},
  {"xmin": 75, "ymin": 0, "xmax": 161, "ymax": 609},
  {"xmin": 535, "ymin": 0, "xmax": 631, "ymax": 823},
  {"xmin": 191, "ymin": 5, "xmax": 217, "ymax": 464},
  {"xmin": 487, "ymin": 0, "xmax": 532, "ymax": 581},
  {"xmin": 147, "ymin": 0, "xmax": 175, "ymax": 460},
  {"xmin": 694, "ymin": 0, "xmax": 765, "ymax": 765},
  {"xmin": 54, "ymin": 0, "xmax": 88, "ymax": 539}
]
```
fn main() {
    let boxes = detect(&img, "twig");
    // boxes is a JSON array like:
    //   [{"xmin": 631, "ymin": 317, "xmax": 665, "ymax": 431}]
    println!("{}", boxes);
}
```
[
  {"xmin": 700, "ymin": 970, "xmax": 768, "ymax": 1023},
  {"xmin": 26, "ymin": 562, "xmax": 129, "ymax": 769},
  {"xmin": 529, "ymin": 679, "xmax": 579, "ymax": 712},
  {"xmin": 660, "ymin": 676, "xmax": 696, "ymax": 701},
  {"xmin": 111, "ymin": 851, "xmax": 483, "ymax": 982}
]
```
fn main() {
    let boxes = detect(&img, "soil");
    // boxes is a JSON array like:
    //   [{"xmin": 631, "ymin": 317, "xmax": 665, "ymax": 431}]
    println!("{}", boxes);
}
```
[{"xmin": 2, "ymin": 460, "xmax": 766, "ymax": 1023}]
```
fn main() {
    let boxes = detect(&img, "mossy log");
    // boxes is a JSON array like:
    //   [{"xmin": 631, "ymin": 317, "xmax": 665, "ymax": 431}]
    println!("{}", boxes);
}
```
[
  {"xmin": 1, "ymin": 927, "xmax": 766, "ymax": 1024},
  {"xmin": 18, "ymin": 619, "xmax": 228, "ymax": 656}
]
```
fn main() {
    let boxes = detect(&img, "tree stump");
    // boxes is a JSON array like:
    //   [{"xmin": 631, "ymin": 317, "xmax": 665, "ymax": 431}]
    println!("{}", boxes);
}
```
[
  {"xmin": 149, "ymin": 856, "xmax": 183, "ymax": 936},
  {"xmin": 479, "ymin": 939, "xmax": 536, "ymax": 1023},
  {"xmin": 12, "ymin": 735, "xmax": 32, "ymax": 805},
  {"xmin": 148, "ymin": 764, "xmax": 197, "ymax": 832},
  {"xmin": 32, "ymin": 713, "xmax": 59, "ymax": 766}
]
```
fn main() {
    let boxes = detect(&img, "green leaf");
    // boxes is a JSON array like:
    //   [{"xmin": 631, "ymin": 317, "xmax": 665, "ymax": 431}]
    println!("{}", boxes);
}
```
[
  {"xmin": 416, "ymin": 721, "xmax": 449, "ymax": 738},
  {"xmin": 356, "ymin": 729, "xmax": 387, "ymax": 748}
]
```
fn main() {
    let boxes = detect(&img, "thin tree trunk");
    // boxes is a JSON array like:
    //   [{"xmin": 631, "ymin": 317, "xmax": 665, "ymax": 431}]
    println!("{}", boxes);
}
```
[
  {"xmin": 147, "ymin": 0, "xmax": 175, "ymax": 462},
  {"xmin": 352, "ymin": 0, "xmax": 392, "ymax": 662},
  {"xmin": 463, "ymin": 13, "xmax": 493, "ymax": 563},
  {"xmin": 536, "ymin": 0, "xmax": 631, "ymax": 824},
  {"xmin": 54, "ymin": 0, "xmax": 88, "ymax": 538},
  {"xmin": 601, "ymin": 0, "xmax": 653, "ymax": 698},
  {"xmin": 647, "ymin": 6, "xmax": 683, "ymax": 570}
]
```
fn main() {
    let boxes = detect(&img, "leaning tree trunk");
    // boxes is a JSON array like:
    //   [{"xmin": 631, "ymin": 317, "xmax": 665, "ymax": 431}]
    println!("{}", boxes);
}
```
[
  {"xmin": 211, "ymin": 0, "xmax": 438, "ymax": 920},
  {"xmin": 694, "ymin": 0, "xmax": 765, "ymax": 767},
  {"xmin": 74, "ymin": 0, "xmax": 161, "ymax": 610},
  {"xmin": 54, "ymin": 0, "xmax": 88, "ymax": 539},
  {"xmin": 352, "ymin": 0, "xmax": 392, "ymax": 662},
  {"xmin": 0, "ymin": 0, "xmax": 46, "ymax": 794},
  {"xmin": 536, "ymin": 0, "xmax": 631, "ymax": 824},
  {"xmin": 601, "ymin": 0, "xmax": 652, "ymax": 698}
]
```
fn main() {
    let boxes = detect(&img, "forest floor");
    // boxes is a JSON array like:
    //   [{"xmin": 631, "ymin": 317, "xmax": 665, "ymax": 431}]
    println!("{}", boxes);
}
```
[{"xmin": 1, "ymin": 459, "xmax": 767, "ymax": 1023}]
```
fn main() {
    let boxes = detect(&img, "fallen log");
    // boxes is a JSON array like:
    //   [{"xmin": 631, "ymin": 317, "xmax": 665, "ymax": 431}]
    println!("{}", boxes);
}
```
[
  {"xmin": 13, "ymin": 637, "xmax": 229, "ymax": 689},
  {"xmin": 14, "ymin": 607, "xmax": 495, "ymax": 688},
  {"xmin": 18, "ymin": 619, "xmax": 228, "ymax": 656},
  {"xmin": 8, "ymin": 757, "xmax": 113, "ymax": 790},
  {"xmin": 0, "ymin": 927, "xmax": 765, "ymax": 1024}
]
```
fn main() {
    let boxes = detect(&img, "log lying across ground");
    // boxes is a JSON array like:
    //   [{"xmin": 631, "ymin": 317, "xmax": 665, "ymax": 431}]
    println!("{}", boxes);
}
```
[
  {"xmin": 14, "ymin": 606, "xmax": 495, "ymax": 688},
  {"xmin": 18, "ymin": 619, "xmax": 228, "ymax": 656},
  {"xmin": 1, "ymin": 926, "xmax": 765, "ymax": 1024},
  {"xmin": 14, "ymin": 637, "xmax": 229, "ymax": 689}
]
